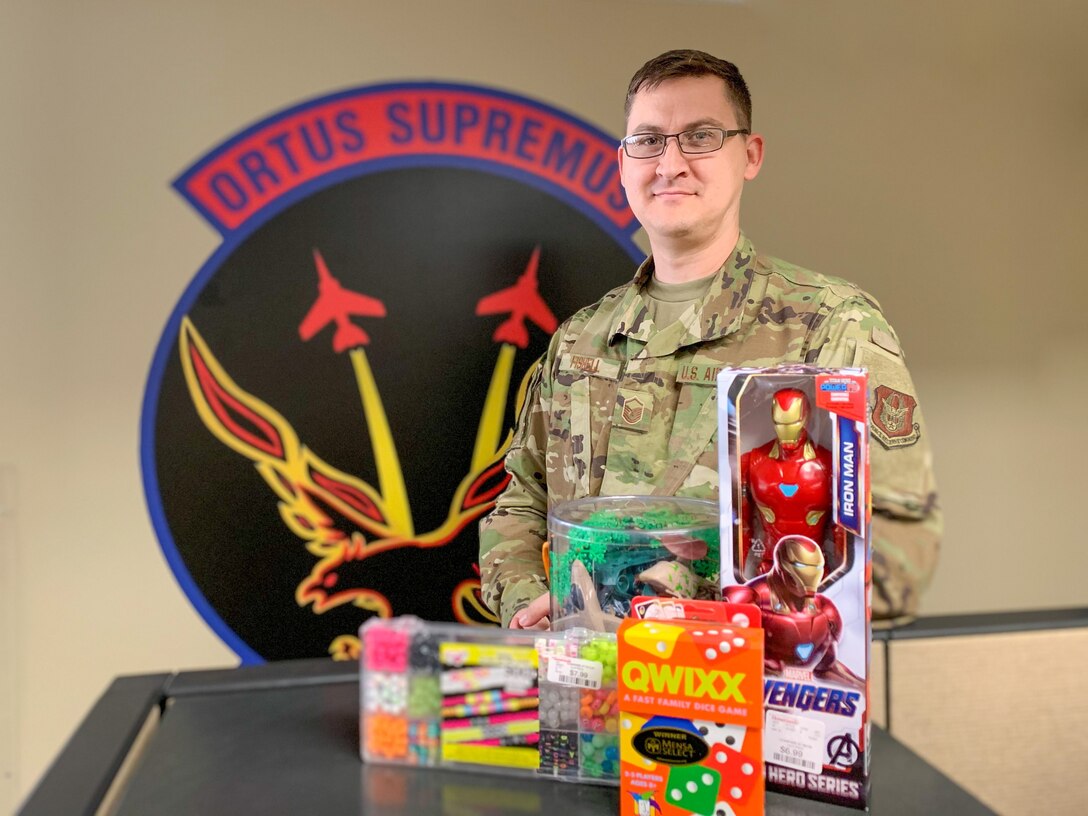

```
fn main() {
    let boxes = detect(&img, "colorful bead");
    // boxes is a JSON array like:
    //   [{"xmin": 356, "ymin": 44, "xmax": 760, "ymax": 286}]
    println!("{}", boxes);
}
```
[
  {"xmin": 406, "ymin": 674, "xmax": 441, "ymax": 718},
  {"xmin": 366, "ymin": 714, "xmax": 409, "ymax": 759},
  {"xmin": 579, "ymin": 731, "xmax": 619, "ymax": 778},
  {"xmin": 539, "ymin": 730, "xmax": 578, "ymax": 774},
  {"xmin": 537, "ymin": 640, "xmax": 583, "ymax": 731},
  {"xmin": 409, "ymin": 632, "xmax": 438, "ymax": 671},
  {"xmin": 363, "ymin": 625, "xmax": 411, "ymax": 673},
  {"xmin": 407, "ymin": 720, "xmax": 440, "ymax": 766},
  {"xmin": 365, "ymin": 671, "xmax": 408, "ymax": 714}
]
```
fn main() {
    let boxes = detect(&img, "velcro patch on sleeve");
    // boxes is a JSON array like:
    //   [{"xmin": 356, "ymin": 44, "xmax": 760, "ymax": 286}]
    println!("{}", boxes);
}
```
[{"xmin": 869, "ymin": 326, "xmax": 901, "ymax": 357}]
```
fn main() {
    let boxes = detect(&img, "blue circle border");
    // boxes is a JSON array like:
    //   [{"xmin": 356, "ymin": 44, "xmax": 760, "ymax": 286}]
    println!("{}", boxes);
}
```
[{"xmin": 141, "ymin": 81, "xmax": 644, "ymax": 664}]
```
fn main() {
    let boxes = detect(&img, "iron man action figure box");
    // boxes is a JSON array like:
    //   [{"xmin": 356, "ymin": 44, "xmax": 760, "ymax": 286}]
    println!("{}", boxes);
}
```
[{"xmin": 716, "ymin": 366, "xmax": 871, "ymax": 811}]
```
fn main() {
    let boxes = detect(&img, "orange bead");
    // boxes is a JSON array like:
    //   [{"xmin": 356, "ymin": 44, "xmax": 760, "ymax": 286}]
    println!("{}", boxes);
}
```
[{"xmin": 367, "ymin": 714, "xmax": 408, "ymax": 758}]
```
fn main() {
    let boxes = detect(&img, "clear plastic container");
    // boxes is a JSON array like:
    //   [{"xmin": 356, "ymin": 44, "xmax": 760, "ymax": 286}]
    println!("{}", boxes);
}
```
[
  {"xmin": 359, "ymin": 617, "xmax": 543, "ymax": 775},
  {"xmin": 359, "ymin": 617, "xmax": 625, "ymax": 786},
  {"xmin": 536, "ymin": 628, "xmax": 620, "ymax": 785},
  {"xmin": 547, "ymin": 496, "xmax": 721, "ymax": 632}
]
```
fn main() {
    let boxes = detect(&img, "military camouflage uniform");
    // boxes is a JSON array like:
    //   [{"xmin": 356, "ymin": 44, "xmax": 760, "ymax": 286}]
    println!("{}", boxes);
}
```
[{"xmin": 480, "ymin": 234, "xmax": 939, "ymax": 626}]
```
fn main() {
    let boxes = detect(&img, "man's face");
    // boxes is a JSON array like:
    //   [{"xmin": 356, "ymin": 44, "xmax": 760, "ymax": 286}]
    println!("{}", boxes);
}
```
[{"xmin": 619, "ymin": 75, "xmax": 763, "ymax": 249}]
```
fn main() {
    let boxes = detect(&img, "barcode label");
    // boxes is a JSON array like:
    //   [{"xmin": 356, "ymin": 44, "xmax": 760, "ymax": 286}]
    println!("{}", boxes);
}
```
[
  {"xmin": 765, "ymin": 710, "xmax": 824, "ymax": 774},
  {"xmin": 546, "ymin": 656, "xmax": 602, "ymax": 689},
  {"xmin": 771, "ymin": 751, "xmax": 818, "ymax": 771}
]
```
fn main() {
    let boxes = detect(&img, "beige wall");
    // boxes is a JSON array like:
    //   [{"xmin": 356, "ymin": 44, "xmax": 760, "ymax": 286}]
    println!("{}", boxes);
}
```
[{"xmin": 3, "ymin": 0, "xmax": 1085, "ymax": 808}]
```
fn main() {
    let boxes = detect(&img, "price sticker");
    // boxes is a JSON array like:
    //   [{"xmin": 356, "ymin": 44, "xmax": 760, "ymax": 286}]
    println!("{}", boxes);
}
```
[
  {"xmin": 765, "ymin": 710, "xmax": 824, "ymax": 773},
  {"xmin": 546, "ymin": 655, "xmax": 602, "ymax": 689}
]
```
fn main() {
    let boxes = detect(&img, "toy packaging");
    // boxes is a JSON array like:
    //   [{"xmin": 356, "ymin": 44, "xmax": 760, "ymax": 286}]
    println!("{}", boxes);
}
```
[
  {"xmin": 717, "ymin": 366, "xmax": 871, "ymax": 810},
  {"xmin": 617, "ymin": 599, "xmax": 765, "ymax": 816},
  {"xmin": 360, "ymin": 617, "xmax": 542, "ymax": 773},
  {"xmin": 362, "ymin": 607, "xmax": 768, "ymax": 806},
  {"xmin": 361, "ymin": 616, "xmax": 632, "ymax": 785},
  {"xmin": 547, "ymin": 496, "xmax": 721, "ymax": 632},
  {"xmin": 536, "ymin": 629, "xmax": 621, "ymax": 783}
]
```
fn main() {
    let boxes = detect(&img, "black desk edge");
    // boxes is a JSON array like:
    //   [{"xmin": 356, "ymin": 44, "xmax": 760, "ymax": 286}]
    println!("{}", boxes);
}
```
[
  {"xmin": 165, "ymin": 656, "xmax": 357, "ymax": 697},
  {"xmin": 19, "ymin": 607, "xmax": 1086, "ymax": 815},
  {"xmin": 17, "ymin": 673, "xmax": 171, "ymax": 816}
]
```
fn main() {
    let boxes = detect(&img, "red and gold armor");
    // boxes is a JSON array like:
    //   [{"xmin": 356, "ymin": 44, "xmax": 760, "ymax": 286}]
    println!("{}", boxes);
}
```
[
  {"xmin": 739, "ymin": 388, "xmax": 844, "ymax": 576},
  {"xmin": 724, "ymin": 535, "xmax": 860, "ymax": 687}
]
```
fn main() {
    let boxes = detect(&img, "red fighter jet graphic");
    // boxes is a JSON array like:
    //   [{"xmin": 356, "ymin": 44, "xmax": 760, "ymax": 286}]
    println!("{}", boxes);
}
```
[
  {"xmin": 475, "ymin": 246, "xmax": 558, "ymax": 349},
  {"xmin": 299, "ymin": 249, "xmax": 387, "ymax": 351},
  {"xmin": 180, "ymin": 246, "xmax": 557, "ymax": 659}
]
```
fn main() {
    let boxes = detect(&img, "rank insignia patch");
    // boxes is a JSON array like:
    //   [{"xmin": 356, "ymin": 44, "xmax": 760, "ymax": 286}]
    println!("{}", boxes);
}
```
[{"xmin": 615, "ymin": 389, "xmax": 653, "ymax": 432}]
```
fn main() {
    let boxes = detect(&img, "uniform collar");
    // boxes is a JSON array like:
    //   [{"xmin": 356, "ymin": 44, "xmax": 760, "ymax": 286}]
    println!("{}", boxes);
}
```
[{"xmin": 608, "ymin": 232, "xmax": 757, "ymax": 356}]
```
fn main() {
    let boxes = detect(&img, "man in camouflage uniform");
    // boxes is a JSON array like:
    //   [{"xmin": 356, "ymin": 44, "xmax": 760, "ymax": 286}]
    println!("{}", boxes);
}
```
[{"xmin": 480, "ymin": 50, "xmax": 939, "ymax": 629}]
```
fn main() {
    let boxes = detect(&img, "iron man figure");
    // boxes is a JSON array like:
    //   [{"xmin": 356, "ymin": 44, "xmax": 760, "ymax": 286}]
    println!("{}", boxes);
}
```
[
  {"xmin": 740, "ymin": 388, "xmax": 844, "ymax": 577},
  {"xmin": 724, "ymin": 535, "xmax": 861, "ymax": 688}
]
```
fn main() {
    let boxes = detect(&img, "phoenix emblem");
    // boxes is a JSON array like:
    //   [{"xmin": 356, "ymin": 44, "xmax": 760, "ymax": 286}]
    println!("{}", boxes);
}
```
[{"xmin": 180, "ymin": 247, "xmax": 556, "ymax": 659}]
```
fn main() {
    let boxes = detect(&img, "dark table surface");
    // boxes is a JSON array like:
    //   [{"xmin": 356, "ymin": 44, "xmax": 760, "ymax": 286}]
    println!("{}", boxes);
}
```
[{"xmin": 20, "ymin": 658, "xmax": 996, "ymax": 816}]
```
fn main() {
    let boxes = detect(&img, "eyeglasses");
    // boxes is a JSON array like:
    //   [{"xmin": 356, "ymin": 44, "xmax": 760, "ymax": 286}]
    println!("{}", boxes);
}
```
[{"xmin": 620, "ymin": 127, "xmax": 749, "ymax": 159}]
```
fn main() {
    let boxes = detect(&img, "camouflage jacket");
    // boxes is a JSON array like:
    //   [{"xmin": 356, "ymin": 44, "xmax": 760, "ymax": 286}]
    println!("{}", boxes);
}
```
[{"xmin": 479, "ymin": 234, "xmax": 940, "ymax": 626}]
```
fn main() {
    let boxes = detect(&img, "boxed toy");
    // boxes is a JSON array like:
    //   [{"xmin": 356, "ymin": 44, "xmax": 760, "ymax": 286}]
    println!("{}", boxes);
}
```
[
  {"xmin": 547, "ymin": 496, "xmax": 721, "ymax": 632},
  {"xmin": 536, "ymin": 629, "xmax": 621, "ymax": 783},
  {"xmin": 362, "ymin": 617, "xmax": 631, "ymax": 785},
  {"xmin": 717, "ymin": 366, "xmax": 871, "ymax": 810},
  {"xmin": 359, "ymin": 617, "xmax": 542, "ymax": 774},
  {"xmin": 617, "ymin": 603, "xmax": 765, "ymax": 816}
]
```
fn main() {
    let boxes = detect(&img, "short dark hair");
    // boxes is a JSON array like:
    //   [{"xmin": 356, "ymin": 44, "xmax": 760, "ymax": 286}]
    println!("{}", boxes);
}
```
[{"xmin": 625, "ymin": 49, "xmax": 752, "ymax": 131}]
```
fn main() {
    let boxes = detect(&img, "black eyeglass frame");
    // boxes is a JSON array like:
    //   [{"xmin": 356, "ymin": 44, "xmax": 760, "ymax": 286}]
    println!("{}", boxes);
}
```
[{"xmin": 620, "ymin": 127, "xmax": 750, "ymax": 158}]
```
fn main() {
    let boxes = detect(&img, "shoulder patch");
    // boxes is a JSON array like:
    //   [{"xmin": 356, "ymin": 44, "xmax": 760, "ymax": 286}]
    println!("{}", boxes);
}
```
[
  {"xmin": 871, "ymin": 385, "xmax": 920, "ymax": 448},
  {"xmin": 869, "ymin": 326, "xmax": 901, "ymax": 356}
]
